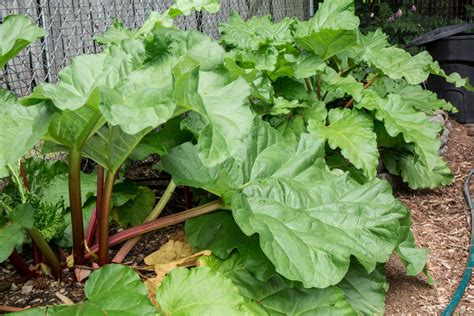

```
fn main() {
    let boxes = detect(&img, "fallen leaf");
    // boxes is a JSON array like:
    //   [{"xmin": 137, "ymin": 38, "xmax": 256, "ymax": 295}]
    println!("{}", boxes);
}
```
[
  {"xmin": 144, "ymin": 240, "xmax": 197, "ymax": 265},
  {"xmin": 21, "ymin": 284, "xmax": 33, "ymax": 295},
  {"xmin": 154, "ymin": 250, "xmax": 212, "ymax": 283},
  {"xmin": 75, "ymin": 268, "xmax": 91, "ymax": 282}
]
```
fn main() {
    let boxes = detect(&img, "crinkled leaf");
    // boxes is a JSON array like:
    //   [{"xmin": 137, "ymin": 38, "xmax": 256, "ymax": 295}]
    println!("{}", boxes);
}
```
[
  {"xmin": 21, "ymin": 40, "xmax": 145, "ymax": 110},
  {"xmin": 232, "ymin": 159, "xmax": 405, "ymax": 288},
  {"xmin": 358, "ymin": 92, "xmax": 441, "ymax": 171},
  {"xmin": 185, "ymin": 211, "xmax": 275, "ymax": 281},
  {"xmin": 321, "ymin": 66, "xmax": 364, "ymax": 102},
  {"xmin": 0, "ymin": 89, "xmax": 52, "ymax": 178},
  {"xmin": 201, "ymin": 254, "xmax": 356, "ymax": 315},
  {"xmin": 364, "ymin": 48, "xmax": 432, "ymax": 85},
  {"xmin": 326, "ymin": 154, "xmax": 368, "ymax": 184},
  {"xmin": 338, "ymin": 261, "xmax": 388, "ymax": 315},
  {"xmin": 293, "ymin": 54, "xmax": 325, "ymax": 79},
  {"xmin": 0, "ymin": 15, "xmax": 46, "ymax": 68},
  {"xmin": 42, "ymin": 172, "xmax": 97, "ymax": 208},
  {"xmin": 382, "ymin": 150, "xmax": 453, "ymax": 190},
  {"xmin": 270, "ymin": 97, "xmax": 307, "ymax": 115},
  {"xmin": 95, "ymin": 20, "xmax": 135, "ymax": 45},
  {"xmin": 112, "ymin": 186, "xmax": 155, "ymax": 228},
  {"xmin": 172, "ymin": 58, "xmax": 253, "ymax": 166},
  {"xmin": 99, "ymin": 64, "xmax": 175, "ymax": 135},
  {"xmin": 309, "ymin": 108, "xmax": 378, "ymax": 179},
  {"xmin": 296, "ymin": 29, "xmax": 358, "ymax": 61},
  {"xmin": 219, "ymin": 13, "xmax": 294, "ymax": 51},
  {"xmin": 156, "ymin": 267, "xmax": 245, "ymax": 315}
]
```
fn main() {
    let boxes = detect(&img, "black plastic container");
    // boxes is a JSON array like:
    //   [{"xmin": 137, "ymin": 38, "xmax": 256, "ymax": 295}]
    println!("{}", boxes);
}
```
[{"xmin": 410, "ymin": 24, "xmax": 474, "ymax": 124}]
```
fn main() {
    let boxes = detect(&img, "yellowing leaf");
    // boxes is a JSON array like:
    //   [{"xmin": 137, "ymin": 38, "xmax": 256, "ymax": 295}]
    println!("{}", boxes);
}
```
[{"xmin": 144, "ymin": 239, "xmax": 197, "ymax": 265}]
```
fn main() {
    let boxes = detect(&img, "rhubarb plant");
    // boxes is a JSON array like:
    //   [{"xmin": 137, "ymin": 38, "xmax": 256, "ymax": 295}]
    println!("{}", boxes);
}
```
[
  {"xmin": 1, "ymin": 0, "xmax": 466, "ymax": 314},
  {"xmin": 218, "ymin": 0, "xmax": 465, "ymax": 189}
]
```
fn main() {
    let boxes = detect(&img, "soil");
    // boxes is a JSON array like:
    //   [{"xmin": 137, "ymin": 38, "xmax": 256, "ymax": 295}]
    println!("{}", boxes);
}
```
[{"xmin": 0, "ymin": 121, "xmax": 473, "ymax": 314}]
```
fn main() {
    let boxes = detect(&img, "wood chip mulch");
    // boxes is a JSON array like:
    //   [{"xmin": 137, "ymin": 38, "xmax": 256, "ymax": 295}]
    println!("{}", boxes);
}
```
[{"xmin": 385, "ymin": 120, "xmax": 474, "ymax": 314}]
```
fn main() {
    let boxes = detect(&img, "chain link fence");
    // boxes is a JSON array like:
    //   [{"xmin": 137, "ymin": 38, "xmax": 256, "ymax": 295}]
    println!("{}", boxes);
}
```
[{"xmin": 0, "ymin": 0, "xmax": 310, "ymax": 97}]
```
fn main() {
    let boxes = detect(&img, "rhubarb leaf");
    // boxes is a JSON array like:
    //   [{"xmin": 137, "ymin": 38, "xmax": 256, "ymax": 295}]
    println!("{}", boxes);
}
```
[
  {"xmin": 232, "ymin": 170, "xmax": 404, "ymax": 288},
  {"xmin": 83, "ymin": 125, "xmax": 150, "ymax": 173},
  {"xmin": 201, "ymin": 254, "xmax": 356, "ymax": 315},
  {"xmin": 170, "ymin": 0, "xmax": 221, "ymax": 16},
  {"xmin": 42, "ymin": 172, "xmax": 97, "ymax": 208},
  {"xmin": 309, "ymin": 108, "xmax": 379, "ymax": 179},
  {"xmin": 111, "ymin": 186, "xmax": 155, "ymax": 228},
  {"xmin": 307, "ymin": 0, "xmax": 359, "ymax": 31},
  {"xmin": 382, "ymin": 150, "xmax": 453, "ymax": 189},
  {"xmin": 19, "ymin": 264, "xmax": 156, "ymax": 315},
  {"xmin": 358, "ymin": 92, "xmax": 441, "ymax": 171},
  {"xmin": 172, "ymin": 58, "xmax": 253, "ymax": 166},
  {"xmin": 0, "ymin": 15, "xmax": 45, "ymax": 68},
  {"xmin": 338, "ymin": 261, "xmax": 388, "ymax": 315},
  {"xmin": 0, "ymin": 89, "xmax": 52, "ymax": 178},
  {"xmin": 156, "ymin": 267, "xmax": 245, "ymax": 315},
  {"xmin": 0, "ymin": 204, "xmax": 35, "ymax": 262}
]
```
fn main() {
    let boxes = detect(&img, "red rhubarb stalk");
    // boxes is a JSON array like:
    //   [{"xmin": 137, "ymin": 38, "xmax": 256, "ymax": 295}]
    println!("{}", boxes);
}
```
[
  {"xmin": 97, "ymin": 171, "xmax": 116, "ymax": 266},
  {"xmin": 86, "ymin": 200, "xmax": 222, "ymax": 261}
]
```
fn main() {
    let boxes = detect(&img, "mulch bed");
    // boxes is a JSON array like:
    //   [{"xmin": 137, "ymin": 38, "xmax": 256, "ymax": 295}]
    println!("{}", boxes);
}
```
[
  {"xmin": 0, "ymin": 120, "xmax": 473, "ymax": 314},
  {"xmin": 385, "ymin": 120, "xmax": 474, "ymax": 314}
]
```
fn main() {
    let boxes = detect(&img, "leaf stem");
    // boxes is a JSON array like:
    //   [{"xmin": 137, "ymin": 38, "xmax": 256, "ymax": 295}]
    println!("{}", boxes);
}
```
[
  {"xmin": 97, "ymin": 170, "xmax": 116, "ymax": 266},
  {"xmin": 8, "ymin": 250, "xmax": 38, "ymax": 278},
  {"xmin": 304, "ymin": 78, "xmax": 314, "ymax": 92},
  {"xmin": 112, "ymin": 179, "xmax": 177, "ymax": 263},
  {"xmin": 86, "ymin": 200, "xmax": 222, "ymax": 260},
  {"xmin": 85, "ymin": 166, "xmax": 104, "ymax": 247},
  {"xmin": 68, "ymin": 148, "xmax": 85, "ymax": 265},
  {"xmin": 344, "ymin": 75, "xmax": 379, "ymax": 108},
  {"xmin": 27, "ymin": 227, "xmax": 62, "ymax": 278}
]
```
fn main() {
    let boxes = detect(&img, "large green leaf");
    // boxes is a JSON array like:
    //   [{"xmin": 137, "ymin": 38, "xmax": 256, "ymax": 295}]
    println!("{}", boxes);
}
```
[
  {"xmin": 99, "ymin": 64, "xmax": 176, "ymax": 135},
  {"xmin": 0, "ymin": 89, "xmax": 52, "ymax": 178},
  {"xmin": 156, "ymin": 267, "xmax": 245, "ymax": 315},
  {"xmin": 42, "ymin": 172, "xmax": 97, "ymax": 208},
  {"xmin": 164, "ymin": 120, "xmax": 405, "ymax": 288},
  {"xmin": 338, "ymin": 261, "xmax": 388, "ymax": 315},
  {"xmin": 172, "ymin": 58, "xmax": 253, "ymax": 166},
  {"xmin": 309, "ymin": 108, "xmax": 379, "ymax": 179},
  {"xmin": 296, "ymin": 29, "xmax": 358, "ymax": 61},
  {"xmin": 83, "ymin": 125, "xmax": 150, "ymax": 173},
  {"xmin": 232, "ymin": 168, "xmax": 405, "ymax": 288},
  {"xmin": 15, "ymin": 264, "xmax": 156, "ymax": 315},
  {"xmin": 201, "ymin": 254, "xmax": 356, "ymax": 315},
  {"xmin": 0, "ymin": 15, "xmax": 46, "ymax": 68},
  {"xmin": 21, "ymin": 40, "xmax": 145, "ymax": 111},
  {"xmin": 358, "ymin": 92, "xmax": 441, "ymax": 171},
  {"xmin": 363, "ymin": 48, "xmax": 433, "ymax": 85}
]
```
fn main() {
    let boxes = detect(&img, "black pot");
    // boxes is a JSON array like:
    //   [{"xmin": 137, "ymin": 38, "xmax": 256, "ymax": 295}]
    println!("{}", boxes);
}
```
[{"xmin": 410, "ymin": 24, "xmax": 474, "ymax": 124}]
